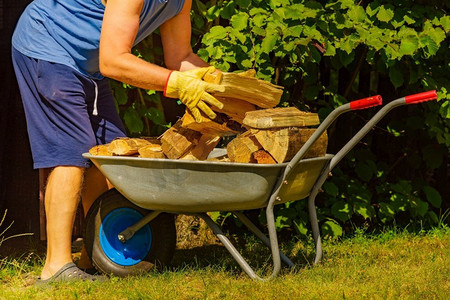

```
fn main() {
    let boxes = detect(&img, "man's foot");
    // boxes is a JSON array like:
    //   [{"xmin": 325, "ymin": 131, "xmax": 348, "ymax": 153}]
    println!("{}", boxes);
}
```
[{"xmin": 35, "ymin": 262, "xmax": 107, "ymax": 286}]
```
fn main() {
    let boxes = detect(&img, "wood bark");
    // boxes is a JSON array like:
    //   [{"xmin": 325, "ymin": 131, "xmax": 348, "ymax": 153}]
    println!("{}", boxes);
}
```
[
  {"xmin": 243, "ymin": 107, "xmax": 320, "ymax": 129},
  {"xmin": 252, "ymin": 128, "xmax": 328, "ymax": 163},
  {"xmin": 253, "ymin": 150, "xmax": 277, "ymax": 164}
]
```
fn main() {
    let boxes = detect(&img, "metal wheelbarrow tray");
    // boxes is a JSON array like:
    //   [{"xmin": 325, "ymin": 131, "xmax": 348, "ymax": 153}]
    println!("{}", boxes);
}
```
[{"xmin": 83, "ymin": 91, "xmax": 437, "ymax": 280}]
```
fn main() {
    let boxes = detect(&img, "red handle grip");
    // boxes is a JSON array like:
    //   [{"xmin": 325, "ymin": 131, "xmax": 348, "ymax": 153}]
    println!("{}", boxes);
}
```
[
  {"xmin": 404, "ymin": 90, "xmax": 437, "ymax": 104},
  {"xmin": 350, "ymin": 95, "xmax": 383, "ymax": 110}
]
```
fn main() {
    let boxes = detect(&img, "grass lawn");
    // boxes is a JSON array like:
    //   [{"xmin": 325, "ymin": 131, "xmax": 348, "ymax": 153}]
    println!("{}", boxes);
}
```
[{"xmin": 0, "ymin": 226, "xmax": 449, "ymax": 299}]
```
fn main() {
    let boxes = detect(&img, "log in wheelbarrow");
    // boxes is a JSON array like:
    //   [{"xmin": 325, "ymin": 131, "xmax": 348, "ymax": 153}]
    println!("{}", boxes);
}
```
[{"xmin": 82, "ymin": 90, "xmax": 437, "ymax": 280}]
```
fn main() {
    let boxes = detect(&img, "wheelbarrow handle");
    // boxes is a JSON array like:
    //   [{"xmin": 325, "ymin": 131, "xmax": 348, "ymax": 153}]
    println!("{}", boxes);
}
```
[
  {"xmin": 350, "ymin": 95, "xmax": 383, "ymax": 110},
  {"xmin": 404, "ymin": 90, "xmax": 438, "ymax": 104}
]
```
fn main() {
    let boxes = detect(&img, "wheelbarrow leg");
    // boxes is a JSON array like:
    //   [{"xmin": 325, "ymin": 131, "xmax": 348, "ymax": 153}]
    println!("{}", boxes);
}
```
[
  {"xmin": 199, "ymin": 213, "xmax": 259, "ymax": 280},
  {"xmin": 199, "ymin": 195, "xmax": 281, "ymax": 281},
  {"xmin": 233, "ymin": 211, "xmax": 295, "ymax": 267}
]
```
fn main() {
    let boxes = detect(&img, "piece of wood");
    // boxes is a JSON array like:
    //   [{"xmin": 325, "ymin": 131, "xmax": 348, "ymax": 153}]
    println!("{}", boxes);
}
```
[
  {"xmin": 253, "ymin": 128, "xmax": 327, "ymax": 163},
  {"xmin": 253, "ymin": 150, "xmax": 277, "ymax": 164},
  {"xmin": 204, "ymin": 71, "xmax": 283, "ymax": 108},
  {"xmin": 138, "ymin": 144, "xmax": 165, "ymax": 159},
  {"xmin": 243, "ymin": 107, "xmax": 320, "ymax": 129},
  {"xmin": 211, "ymin": 97, "xmax": 257, "ymax": 124},
  {"xmin": 180, "ymin": 135, "xmax": 221, "ymax": 161},
  {"xmin": 108, "ymin": 138, "xmax": 150, "ymax": 156},
  {"xmin": 161, "ymin": 120, "xmax": 202, "ymax": 159},
  {"xmin": 181, "ymin": 110, "xmax": 241, "ymax": 136},
  {"xmin": 89, "ymin": 144, "xmax": 112, "ymax": 156},
  {"xmin": 226, "ymin": 131, "xmax": 262, "ymax": 163},
  {"xmin": 206, "ymin": 155, "xmax": 230, "ymax": 162}
]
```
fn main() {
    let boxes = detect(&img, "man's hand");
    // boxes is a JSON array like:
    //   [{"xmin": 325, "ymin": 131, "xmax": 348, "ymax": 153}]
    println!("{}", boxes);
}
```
[{"xmin": 164, "ymin": 66, "xmax": 225, "ymax": 122}]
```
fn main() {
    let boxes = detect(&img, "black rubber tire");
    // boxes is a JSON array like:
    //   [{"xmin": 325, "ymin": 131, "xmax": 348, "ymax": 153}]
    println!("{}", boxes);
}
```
[{"xmin": 84, "ymin": 188, "xmax": 176, "ymax": 277}]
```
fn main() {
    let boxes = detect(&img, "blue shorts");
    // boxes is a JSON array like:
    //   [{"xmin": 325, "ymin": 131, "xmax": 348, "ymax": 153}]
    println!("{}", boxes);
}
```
[{"xmin": 12, "ymin": 47, "xmax": 126, "ymax": 169}]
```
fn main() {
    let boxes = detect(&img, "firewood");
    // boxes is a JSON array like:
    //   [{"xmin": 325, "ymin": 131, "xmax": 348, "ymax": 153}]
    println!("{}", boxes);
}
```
[
  {"xmin": 252, "ymin": 128, "xmax": 327, "ymax": 163},
  {"xmin": 203, "ymin": 71, "xmax": 283, "ymax": 108},
  {"xmin": 181, "ymin": 110, "xmax": 241, "ymax": 136},
  {"xmin": 206, "ymin": 155, "xmax": 230, "ymax": 162},
  {"xmin": 108, "ymin": 138, "xmax": 150, "ymax": 156},
  {"xmin": 180, "ymin": 135, "xmax": 221, "ymax": 161},
  {"xmin": 138, "ymin": 144, "xmax": 165, "ymax": 159},
  {"xmin": 226, "ymin": 131, "xmax": 262, "ymax": 163},
  {"xmin": 252, "ymin": 150, "xmax": 277, "ymax": 164},
  {"xmin": 211, "ymin": 97, "xmax": 257, "ymax": 124},
  {"xmin": 161, "ymin": 120, "xmax": 202, "ymax": 159},
  {"xmin": 243, "ymin": 107, "xmax": 320, "ymax": 129},
  {"xmin": 89, "ymin": 144, "xmax": 112, "ymax": 156}
]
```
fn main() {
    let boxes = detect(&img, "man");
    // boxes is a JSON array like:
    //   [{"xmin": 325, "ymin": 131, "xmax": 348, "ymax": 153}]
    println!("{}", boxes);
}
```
[{"xmin": 12, "ymin": 0, "xmax": 223, "ymax": 283}]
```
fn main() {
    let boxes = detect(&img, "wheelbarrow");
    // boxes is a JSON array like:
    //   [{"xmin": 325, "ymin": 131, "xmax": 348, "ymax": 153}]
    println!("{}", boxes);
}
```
[{"xmin": 82, "ymin": 90, "xmax": 437, "ymax": 280}]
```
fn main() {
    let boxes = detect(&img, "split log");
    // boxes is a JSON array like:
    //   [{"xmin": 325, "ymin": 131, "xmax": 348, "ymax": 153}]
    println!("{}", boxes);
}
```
[
  {"xmin": 161, "ymin": 120, "xmax": 202, "ymax": 159},
  {"xmin": 211, "ymin": 97, "xmax": 257, "ymax": 124},
  {"xmin": 138, "ymin": 144, "xmax": 165, "ymax": 159},
  {"xmin": 180, "ymin": 135, "xmax": 221, "ymax": 161},
  {"xmin": 108, "ymin": 138, "xmax": 150, "ymax": 156},
  {"xmin": 181, "ymin": 110, "xmax": 241, "ymax": 136},
  {"xmin": 89, "ymin": 144, "xmax": 112, "ymax": 156},
  {"xmin": 243, "ymin": 107, "xmax": 320, "ymax": 129},
  {"xmin": 252, "ymin": 150, "xmax": 277, "ymax": 164},
  {"xmin": 206, "ymin": 155, "xmax": 230, "ymax": 162},
  {"xmin": 226, "ymin": 131, "xmax": 262, "ymax": 163},
  {"xmin": 204, "ymin": 71, "xmax": 283, "ymax": 108},
  {"xmin": 252, "ymin": 128, "xmax": 327, "ymax": 163}
]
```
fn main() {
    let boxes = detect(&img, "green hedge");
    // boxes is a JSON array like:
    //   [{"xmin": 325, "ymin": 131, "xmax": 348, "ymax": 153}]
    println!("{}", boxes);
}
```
[{"xmin": 114, "ymin": 0, "xmax": 449, "ymax": 237}]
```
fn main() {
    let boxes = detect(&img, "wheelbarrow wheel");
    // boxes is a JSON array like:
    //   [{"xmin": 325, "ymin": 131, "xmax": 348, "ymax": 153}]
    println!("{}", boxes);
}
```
[{"xmin": 84, "ymin": 188, "xmax": 176, "ymax": 277}]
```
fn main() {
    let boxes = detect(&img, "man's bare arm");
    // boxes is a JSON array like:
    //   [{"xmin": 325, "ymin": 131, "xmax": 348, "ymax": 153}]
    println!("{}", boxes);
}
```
[
  {"xmin": 160, "ymin": 0, "xmax": 210, "ymax": 71},
  {"xmin": 99, "ymin": 0, "xmax": 170, "ymax": 90}
]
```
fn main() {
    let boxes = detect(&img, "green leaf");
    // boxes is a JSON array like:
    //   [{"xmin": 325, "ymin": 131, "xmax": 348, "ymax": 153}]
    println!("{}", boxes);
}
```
[
  {"xmin": 440, "ymin": 15, "xmax": 450, "ymax": 32},
  {"xmin": 348, "ymin": 5, "xmax": 366, "ymax": 23},
  {"xmin": 403, "ymin": 15, "xmax": 415, "ymax": 25},
  {"xmin": 377, "ymin": 6, "xmax": 394, "ymax": 23},
  {"xmin": 220, "ymin": 1, "xmax": 236, "ymax": 19},
  {"xmin": 293, "ymin": 220, "xmax": 308, "ymax": 236},
  {"xmin": 420, "ymin": 36, "xmax": 439, "ymax": 56},
  {"xmin": 231, "ymin": 12, "xmax": 249, "ymax": 31},
  {"xmin": 440, "ymin": 100, "xmax": 450, "ymax": 119},
  {"xmin": 236, "ymin": 0, "xmax": 251, "ymax": 8},
  {"xmin": 261, "ymin": 33, "xmax": 279, "ymax": 53},
  {"xmin": 206, "ymin": 5, "xmax": 221, "ymax": 21},
  {"xmin": 321, "ymin": 219, "xmax": 343, "ymax": 238},
  {"xmin": 412, "ymin": 199, "xmax": 429, "ymax": 217},
  {"xmin": 124, "ymin": 108, "xmax": 143, "ymax": 134},
  {"xmin": 379, "ymin": 203, "xmax": 395, "ymax": 220},
  {"xmin": 389, "ymin": 67, "xmax": 404, "ymax": 88},
  {"xmin": 399, "ymin": 36, "xmax": 419, "ymax": 56},
  {"xmin": 354, "ymin": 202, "xmax": 375, "ymax": 219},
  {"xmin": 331, "ymin": 201, "xmax": 352, "ymax": 222},
  {"xmin": 423, "ymin": 186, "xmax": 442, "ymax": 208},
  {"xmin": 323, "ymin": 182, "xmax": 339, "ymax": 197}
]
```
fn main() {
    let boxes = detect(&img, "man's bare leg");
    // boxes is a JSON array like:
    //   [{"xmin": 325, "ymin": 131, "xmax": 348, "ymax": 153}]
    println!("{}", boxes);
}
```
[
  {"xmin": 40, "ymin": 166, "xmax": 84, "ymax": 280},
  {"xmin": 77, "ymin": 165, "xmax": 111, "ymax": 270}
]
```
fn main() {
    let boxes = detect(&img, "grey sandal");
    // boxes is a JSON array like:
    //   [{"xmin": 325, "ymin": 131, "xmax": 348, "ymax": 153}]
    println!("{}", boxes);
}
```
[{"xmin": 35, "ymin": 262, "xmax": 107, "ymax": 286}]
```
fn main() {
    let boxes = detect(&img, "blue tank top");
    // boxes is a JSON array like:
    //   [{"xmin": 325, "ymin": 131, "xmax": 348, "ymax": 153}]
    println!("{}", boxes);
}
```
[{"xmin": 12, "ymin": 0, "xmax": 185, "ymax": 79}]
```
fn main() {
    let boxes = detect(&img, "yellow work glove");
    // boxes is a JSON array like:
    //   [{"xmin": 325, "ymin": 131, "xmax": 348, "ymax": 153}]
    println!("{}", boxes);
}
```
[{"xmin": 164, "ymin": 66, "xmax": 225, "ymax": 122}]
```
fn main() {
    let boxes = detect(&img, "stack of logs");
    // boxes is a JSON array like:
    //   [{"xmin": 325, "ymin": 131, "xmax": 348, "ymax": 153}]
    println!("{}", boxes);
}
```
[{"xmin": 89, "ymin": 70, "xmax": 328, "ymax": 164}]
